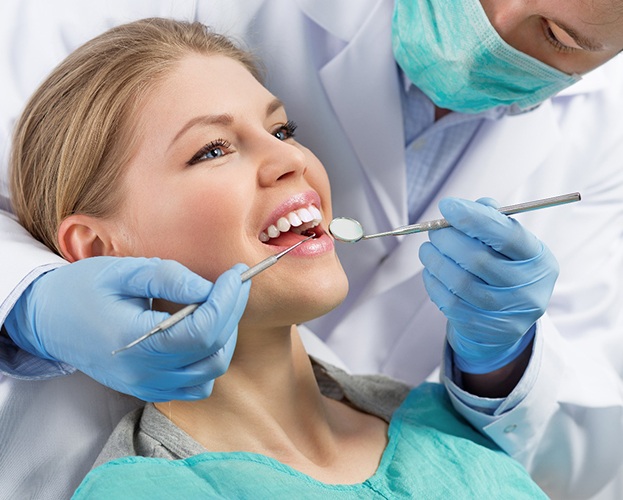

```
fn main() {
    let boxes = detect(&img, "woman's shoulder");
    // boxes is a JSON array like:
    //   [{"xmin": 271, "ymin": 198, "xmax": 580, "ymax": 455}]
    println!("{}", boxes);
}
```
[
  {"xmin": 312, "ymin": 359, "xmax": 498, "ymax": 452},
  {"xmin": 91, "ymin": 406, "xmax": 146, "ymax": 468},
  {"xmin": 384, "ymin": 383, "xmax": 548, "ymax": 498},
  {"xmin": 92, "ymin": 402, "xmax": 203, "ymax": 468},
  {"xmin": 394, "ymin": 382, "xmax": 498, "ymax": 448}
]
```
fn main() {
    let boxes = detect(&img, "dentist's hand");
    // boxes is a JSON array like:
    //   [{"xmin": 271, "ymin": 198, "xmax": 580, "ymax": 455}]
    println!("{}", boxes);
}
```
[
  {"xmin": 5, "ymin": 257, "xmax": 250, "ymax": 402},
  {"xmin": 419, "ymin": 197, "xmax": 559, "ymax": 374}
]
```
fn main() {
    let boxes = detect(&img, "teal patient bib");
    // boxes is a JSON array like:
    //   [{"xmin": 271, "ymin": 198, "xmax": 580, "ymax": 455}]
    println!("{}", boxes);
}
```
[{"xmin": 73, "ymin": 384, "xmax": 547, "ymax": 499}]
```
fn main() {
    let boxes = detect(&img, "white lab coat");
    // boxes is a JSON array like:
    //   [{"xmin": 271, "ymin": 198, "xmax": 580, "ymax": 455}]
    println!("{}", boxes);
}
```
[{"xmin": 1, "ymin": 1, "xmax": 623, "ymax": 498}]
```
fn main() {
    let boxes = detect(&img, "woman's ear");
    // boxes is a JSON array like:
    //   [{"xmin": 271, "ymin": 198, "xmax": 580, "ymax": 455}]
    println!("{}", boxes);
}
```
[{"xmin": 57, "ymin": 215, "xmax": 120, "ymax": 262}]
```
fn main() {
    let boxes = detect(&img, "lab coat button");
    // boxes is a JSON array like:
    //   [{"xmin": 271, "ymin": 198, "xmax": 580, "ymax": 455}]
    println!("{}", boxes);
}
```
[{"xmin": 504, "ymin": 424, "xmax": 517, "ymax": 433}]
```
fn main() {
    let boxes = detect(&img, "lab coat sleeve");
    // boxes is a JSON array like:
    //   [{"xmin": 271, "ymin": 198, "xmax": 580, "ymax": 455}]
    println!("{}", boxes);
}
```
[
  {"xmin": 0, "ymin": 211, "xmax": 66, "ymax": 326},
  {"xmin": 445, "ymin": 314, "xmax": 623, "ymax": 500},
  {"xmin": 0, "ymin": 210, "xmax": 70, "ymax": 378}
]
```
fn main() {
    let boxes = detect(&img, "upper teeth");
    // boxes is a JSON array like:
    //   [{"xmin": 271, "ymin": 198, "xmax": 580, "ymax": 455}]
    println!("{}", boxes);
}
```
[{"xmin": 260, "ymin": 204, "xmax": 322, "ymax": 242}]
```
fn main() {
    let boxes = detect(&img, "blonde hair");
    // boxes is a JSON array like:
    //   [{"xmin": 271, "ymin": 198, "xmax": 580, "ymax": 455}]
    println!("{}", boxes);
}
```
[{"xmin": 10, "ymin": 18, "xmax": 262, "ymax": 255}]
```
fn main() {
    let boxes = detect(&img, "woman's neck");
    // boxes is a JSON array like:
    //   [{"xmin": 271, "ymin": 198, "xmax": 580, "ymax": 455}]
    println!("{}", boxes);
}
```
[
  {"xmin": 154, "ymin": 325, "xmax": 388, "ymax": 483},
  {"xmin": 157, "ymin": 325, "xmax": 338, "ymax": 459}
]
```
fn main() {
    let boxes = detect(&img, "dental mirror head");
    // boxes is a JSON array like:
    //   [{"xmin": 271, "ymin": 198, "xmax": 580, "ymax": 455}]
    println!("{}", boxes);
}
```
[{"xmin": 329, "ymin": 217, "xmax": 365, "ymax": 243}]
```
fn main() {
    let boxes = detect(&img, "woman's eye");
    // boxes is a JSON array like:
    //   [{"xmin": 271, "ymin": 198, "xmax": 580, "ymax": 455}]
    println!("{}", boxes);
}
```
[
  {"xmin": 187, "ymin": 139, "xmax": 232, "ymax": 166},
  {"xmin": 204, "ymin": 147, "xmax": 225, "ymax": 159},
  {"xmin": 273, "ymin": 120, "xmax": 297, "ymax": 141}
]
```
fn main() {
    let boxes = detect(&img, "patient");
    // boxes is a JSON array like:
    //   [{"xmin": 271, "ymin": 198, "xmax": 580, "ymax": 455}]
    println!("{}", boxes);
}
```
[{"xmin": 10, "ymin": 18, "xmax": 546, "ymax": 498}]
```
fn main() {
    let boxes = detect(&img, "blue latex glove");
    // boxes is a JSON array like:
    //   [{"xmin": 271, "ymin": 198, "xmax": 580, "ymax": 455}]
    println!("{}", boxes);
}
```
[
  {"xmin": 418, "ymin": 197, "xmax": 559, "ymax": 374},
  {"xmin": 5, "ymin": 256, "xmax": 250, "ymax": 402}
]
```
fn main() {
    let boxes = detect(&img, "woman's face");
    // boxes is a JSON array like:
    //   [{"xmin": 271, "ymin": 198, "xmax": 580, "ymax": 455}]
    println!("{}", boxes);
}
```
[
  {"xmin": 110, "ymin": 54, "xmax": 348, "ymax": 327},
  {"xmin": 480, "ymin": 0, "xmax": 623, "ymax": 74}
]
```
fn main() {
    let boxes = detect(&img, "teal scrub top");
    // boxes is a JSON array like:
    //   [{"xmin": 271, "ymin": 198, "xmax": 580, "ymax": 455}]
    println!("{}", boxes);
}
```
[{"xmin": 72, "ymin": 383, "xmax": 546, "ymax": 499}]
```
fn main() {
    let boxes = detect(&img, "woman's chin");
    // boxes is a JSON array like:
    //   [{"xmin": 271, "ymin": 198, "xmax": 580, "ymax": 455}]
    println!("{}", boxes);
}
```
[{"xmin": 241, "ymin": 279, "xmax": 348, "ymax": 330}]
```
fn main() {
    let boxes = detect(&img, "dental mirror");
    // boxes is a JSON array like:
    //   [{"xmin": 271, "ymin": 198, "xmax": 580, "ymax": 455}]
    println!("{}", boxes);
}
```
[
  {"xmin": 329, "ymin": 192, "xmax": 581, "ymax": 243},
  {"xmin": 328, "ymin": 217, "xmax": 365, "ymax": 243}
]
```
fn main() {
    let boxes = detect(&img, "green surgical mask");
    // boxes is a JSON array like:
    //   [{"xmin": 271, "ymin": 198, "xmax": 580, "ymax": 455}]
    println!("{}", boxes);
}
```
[{"xmin": 392, "ymin": 0, "xmax": 581, "ymax": 113}]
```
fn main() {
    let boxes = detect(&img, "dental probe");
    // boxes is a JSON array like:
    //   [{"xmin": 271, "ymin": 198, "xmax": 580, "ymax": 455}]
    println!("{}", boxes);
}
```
[
  {"xmin": 111, "ymin": 234, "xmax": 315, "ymax": 355},
  {"xmin": 329, "ymin": 192, "xmax": 581, "ymax": 243}
]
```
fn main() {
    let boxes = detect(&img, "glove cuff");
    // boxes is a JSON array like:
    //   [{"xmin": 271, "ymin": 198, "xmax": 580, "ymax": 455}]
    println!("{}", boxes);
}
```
[{"xmin": 453, "ymin": 324, "xmax": 536, "ymax": 374}]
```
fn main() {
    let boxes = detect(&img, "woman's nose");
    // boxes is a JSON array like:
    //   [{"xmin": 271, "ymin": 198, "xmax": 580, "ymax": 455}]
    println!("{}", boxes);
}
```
[{"xmin": 257, "ymin": 138, "xmax": 307, "ymax": 187}]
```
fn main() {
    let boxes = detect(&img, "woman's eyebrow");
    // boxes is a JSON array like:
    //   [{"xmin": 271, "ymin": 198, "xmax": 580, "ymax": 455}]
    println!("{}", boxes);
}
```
[
  {"xmin": 169, "ymin": 113, "xmax": 234, "ymax": 150},
  {"xmin": 169, "ymin": 98, "xmax": 285, "ymax": 151},
  {"xmin": 551, "ymin": 19, "xmax": 604, "ymax": 51},
  {"xmin": 266, "ymin": 98, "xmax": 285, "ymax": 116}
]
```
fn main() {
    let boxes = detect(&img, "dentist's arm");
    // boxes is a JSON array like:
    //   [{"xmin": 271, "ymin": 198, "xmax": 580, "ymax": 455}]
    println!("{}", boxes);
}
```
[
  {"xmin": 4, "ymin": 257, "xmax": 250, "ymax": 402},
  {"xmin": 419, "ymin": 197, "xmax": 558, "ymax": 396}
]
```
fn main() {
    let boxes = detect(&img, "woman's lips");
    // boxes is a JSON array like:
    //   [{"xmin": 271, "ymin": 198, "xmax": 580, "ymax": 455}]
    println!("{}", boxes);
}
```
[
  {"xmin": 262, "ymin": 228, "xmax": 334, "ymax": 256},
  {"xmin": 288, "ymin": 231, "xmax": 334, "ymax": 256}
]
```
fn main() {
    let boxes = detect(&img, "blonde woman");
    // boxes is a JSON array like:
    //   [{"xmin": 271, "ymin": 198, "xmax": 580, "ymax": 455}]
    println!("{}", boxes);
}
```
[{"xmin": 10, "ymin": 18, "xmax": 547, "ymax": 498}]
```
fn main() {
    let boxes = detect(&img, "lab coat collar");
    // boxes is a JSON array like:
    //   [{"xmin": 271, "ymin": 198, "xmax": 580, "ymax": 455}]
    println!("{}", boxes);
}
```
[
  {"xmin": 295, "ymin": 0, "xmax": 382, "ymax": 42},
  {"xmin": 312, "ymin": 0, "xmax": 408, "ymax": 229}
]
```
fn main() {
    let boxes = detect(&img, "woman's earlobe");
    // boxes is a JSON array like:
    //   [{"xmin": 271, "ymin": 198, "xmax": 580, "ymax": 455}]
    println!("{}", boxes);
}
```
[{"xmin": 57, "ymin": 215, "xmax": 116, "ymax": 262}]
